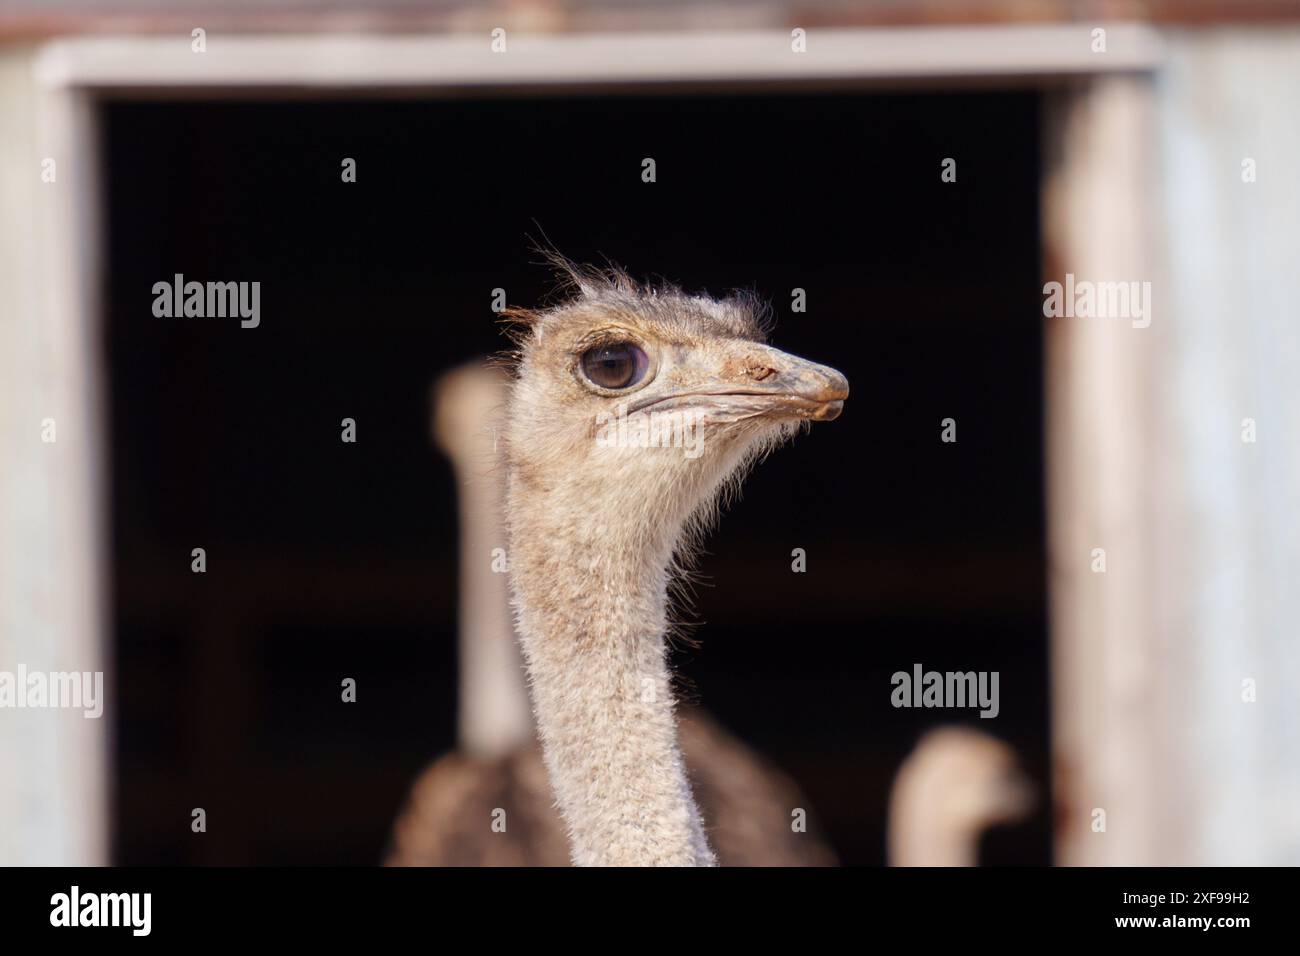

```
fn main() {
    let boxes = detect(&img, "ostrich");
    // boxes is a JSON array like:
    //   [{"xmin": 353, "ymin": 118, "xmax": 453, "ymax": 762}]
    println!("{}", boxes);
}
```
[
  {"xmin": 887, "ymin": 726, "xmax": 1035, "ymax": 867},
  {"xmin": 429, "ymin": 362, "xmax": 532, "ymax": 760},
  {"xmin": 501, "ymin": 258, "xmax": 848, "ymax": 866},
  {"xmin": 386, "ymin": 361, "xmax": 837, "ymax": 866}
]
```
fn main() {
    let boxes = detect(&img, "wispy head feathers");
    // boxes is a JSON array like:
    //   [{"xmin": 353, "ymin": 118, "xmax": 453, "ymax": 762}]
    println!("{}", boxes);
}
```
[{"xmin": 494, "ymin": 247, "xmax": 772, "ymax": 372}]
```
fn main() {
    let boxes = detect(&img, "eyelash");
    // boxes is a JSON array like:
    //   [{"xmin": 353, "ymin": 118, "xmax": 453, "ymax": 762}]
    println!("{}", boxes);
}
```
[{"xmin": 576, "ymin": 331, "xmax": 633, "ymax": 351}]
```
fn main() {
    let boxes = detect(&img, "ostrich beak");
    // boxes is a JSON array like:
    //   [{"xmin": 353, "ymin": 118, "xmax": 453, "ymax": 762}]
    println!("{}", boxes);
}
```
[
  {"xmin": 626, "ymin": 342, "xmax": 849, "ymax": 420},
  {"xmin": 726, "ymin": 343, "xmax": 850, "ymax": 422},
  {"xmin": 995, "ymin": 772, "xmax": 1037, "ymax": 820}
]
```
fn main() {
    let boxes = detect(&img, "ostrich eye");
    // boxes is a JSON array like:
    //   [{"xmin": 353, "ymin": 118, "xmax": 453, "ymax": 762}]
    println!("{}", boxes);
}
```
[{"xmin": 580, "ymin": 342, "xmax": 649, "ymax": 390}]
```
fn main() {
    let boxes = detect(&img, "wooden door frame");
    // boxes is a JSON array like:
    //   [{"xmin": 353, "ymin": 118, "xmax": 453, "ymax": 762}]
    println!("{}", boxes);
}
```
[{"xmin": 3, "ymin": 25, "xmax": 1166, "ymax": 863}]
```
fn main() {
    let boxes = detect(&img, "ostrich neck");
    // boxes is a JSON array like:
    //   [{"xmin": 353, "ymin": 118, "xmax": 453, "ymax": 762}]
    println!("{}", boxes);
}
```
[
  {"xmin": 892, "ymin": 823, "xmax": 980, "ymax": 867},
  {"xmin": 507, "ymin": 486, "xmax": 715, "ymax": 866},
  {"xmin": 450, "ymin": 453, "xmax": 533, "ymax": 758}
]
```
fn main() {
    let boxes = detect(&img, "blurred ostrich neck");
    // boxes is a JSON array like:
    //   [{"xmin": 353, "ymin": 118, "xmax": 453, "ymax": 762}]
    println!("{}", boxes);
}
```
[
  {"xmin": 508, "ymin": 479, "xmax": 715, "ymax": 866},
  {"xmin": 893, "ymin": 816, "xmax": 979, "ymax": 867}
]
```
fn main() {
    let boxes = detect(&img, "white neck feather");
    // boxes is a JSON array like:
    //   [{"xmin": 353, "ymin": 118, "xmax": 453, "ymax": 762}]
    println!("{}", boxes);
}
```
[{"xmin": 506, "ymin": 472, "xmax": 718, "ymax": 866}]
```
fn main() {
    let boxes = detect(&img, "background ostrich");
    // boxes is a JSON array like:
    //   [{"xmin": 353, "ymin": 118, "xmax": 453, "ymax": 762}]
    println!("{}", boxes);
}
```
[
  {"xmin": 502, "ymin": 259, "xmax": 848, "ymax": 866},
  {"xmin": 887, "ymin": 726, "xmax": 1034, "ymax": 867},
  {"xmin": 387, "ymin": 361, "xmax": 836, "ymax": 866}
]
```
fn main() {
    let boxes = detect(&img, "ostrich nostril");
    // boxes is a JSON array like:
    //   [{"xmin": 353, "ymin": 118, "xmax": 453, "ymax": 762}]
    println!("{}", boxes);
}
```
[{"xmin": 747, "ymin": 365, "xmax": 776, "ymax": 381}]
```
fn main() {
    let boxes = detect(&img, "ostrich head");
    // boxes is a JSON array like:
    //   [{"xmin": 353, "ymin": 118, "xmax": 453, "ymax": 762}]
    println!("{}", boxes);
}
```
[
  {"xmin": 504, "ymin": 260, "xmax": 848, "ymax": 560},
  {"xmin": 500, "ymin": 257, "xmax": 849, "ymax": 866},
  {"xmin": 888, "ymin": 727, "xmax": 1035, "ymax": 866}
]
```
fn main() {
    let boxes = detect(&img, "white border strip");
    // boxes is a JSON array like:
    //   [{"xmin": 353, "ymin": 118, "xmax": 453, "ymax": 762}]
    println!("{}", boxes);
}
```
[{"xmin": 34, "ymin": 25, "xmax": 1163, "ymax": 91}]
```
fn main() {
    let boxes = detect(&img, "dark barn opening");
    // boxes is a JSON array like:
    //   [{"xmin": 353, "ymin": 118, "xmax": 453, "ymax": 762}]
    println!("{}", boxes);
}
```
[{"xmin": 102, "ymin": 89, "xmax": 1047, "ymax": 865}]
